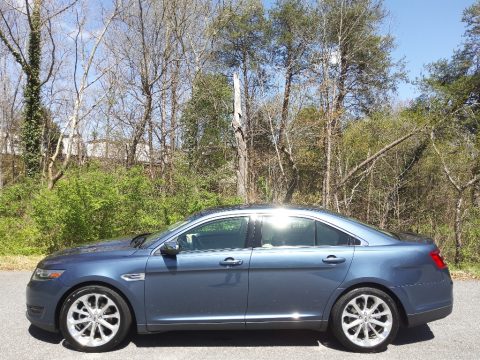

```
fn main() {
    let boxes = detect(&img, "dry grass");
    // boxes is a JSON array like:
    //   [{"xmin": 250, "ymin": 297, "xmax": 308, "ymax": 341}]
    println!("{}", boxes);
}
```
[
  {"xmin": 450, "ymin": 270, "xmax": 479, "ymax": 280},
  {"xmin": 0, "ymin": 255, "xmax": 44, "ymax": 271},
  {"xmin": 450, "ymin": 264, "xmax": 480, "ymax": 280}
]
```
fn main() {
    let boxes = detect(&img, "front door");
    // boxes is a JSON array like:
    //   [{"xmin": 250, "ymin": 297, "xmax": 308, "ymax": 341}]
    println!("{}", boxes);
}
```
[
  {"xmin": 246, "ymin": 215, "xmax": 354, "ymax": 328},
  {"xmin": 145, "ymin": 216, "xmax": 252, "ymax": 331}
]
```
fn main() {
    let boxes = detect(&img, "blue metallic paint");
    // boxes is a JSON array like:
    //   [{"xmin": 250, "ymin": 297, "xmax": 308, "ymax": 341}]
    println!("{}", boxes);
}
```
[
  {"xmin": 145, "ymin": 248, "xmax": 252, "ymax": 331},
  {"xmin": 246, "ymin": 246, "xmax": 353, "ymax": 325},
  {"xmin": 26, "ymin": 205, "xmax": 453, "ymax": 336}
]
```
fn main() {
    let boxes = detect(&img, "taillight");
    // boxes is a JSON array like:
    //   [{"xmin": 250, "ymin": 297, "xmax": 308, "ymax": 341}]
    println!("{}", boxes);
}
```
[{"xmin": 430, "ymin": 250, "xmax": 448, "ymax": 269}]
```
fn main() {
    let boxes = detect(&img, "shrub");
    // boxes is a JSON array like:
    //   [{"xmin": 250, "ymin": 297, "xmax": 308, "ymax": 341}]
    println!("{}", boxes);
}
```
[{"xmin": 0, "ymin": 163, "xmax": 240, "ymax": 255}]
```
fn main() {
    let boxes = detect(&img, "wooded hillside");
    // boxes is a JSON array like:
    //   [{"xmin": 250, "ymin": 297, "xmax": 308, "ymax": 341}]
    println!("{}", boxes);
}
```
[{"xmin": 1, "ymin": 0, "xmax": 479, "ymax": 266}]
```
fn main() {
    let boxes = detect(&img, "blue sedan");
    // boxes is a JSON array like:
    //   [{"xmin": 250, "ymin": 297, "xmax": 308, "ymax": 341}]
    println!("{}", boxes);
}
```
[{"xmin": 26, "ymin": 205, "xmax": 453, "ymax": 352}]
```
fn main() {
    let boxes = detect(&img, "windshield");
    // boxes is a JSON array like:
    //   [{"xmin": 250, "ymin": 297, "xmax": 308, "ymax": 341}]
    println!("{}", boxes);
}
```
[{"xmin": 140, "ymin": 219, "xmax": 190, "ymax": 248}]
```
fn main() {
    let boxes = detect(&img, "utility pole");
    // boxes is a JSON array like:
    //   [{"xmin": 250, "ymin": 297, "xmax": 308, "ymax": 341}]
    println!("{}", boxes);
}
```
[{"xmin": 232, "ymin": 73, "xmax": 248, "ymax": 203}]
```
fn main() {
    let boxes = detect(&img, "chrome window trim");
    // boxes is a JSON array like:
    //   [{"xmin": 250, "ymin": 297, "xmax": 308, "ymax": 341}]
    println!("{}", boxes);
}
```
[
  {"xmin": 151, "ymin": 214, "xmax": 253, "ymax": 255},
  {"xmin": 150, "ymin": 209, "xmax": 369, "ymax": 255},
  {"xmin": 253, "ymin": 213, "xmax": 367, "ymax": 249}
]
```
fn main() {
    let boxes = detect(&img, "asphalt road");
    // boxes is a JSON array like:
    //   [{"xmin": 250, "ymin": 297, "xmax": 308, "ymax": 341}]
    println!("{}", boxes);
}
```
[{"xmin": 2, "ymin": 271, "xmax": 479, "ymax": 360}]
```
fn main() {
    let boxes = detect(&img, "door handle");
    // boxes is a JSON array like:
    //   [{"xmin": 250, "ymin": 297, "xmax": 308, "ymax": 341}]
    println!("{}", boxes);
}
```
[
  {"xmin": 219, "ymin": 257, "xmax": 243, "ymax": 266},
  {"xmin": 322, "ymin": 255, "xmax": 346, "ymax": 264}
]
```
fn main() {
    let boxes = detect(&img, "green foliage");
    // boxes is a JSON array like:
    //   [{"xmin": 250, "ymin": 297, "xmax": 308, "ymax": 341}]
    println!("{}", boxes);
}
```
[
  {"xmin": 181, "ymin": 73, "xmax": 233, "ymax": 172},
  {"xmin": 22, "ymin": 0, "xmax": 43, "ymax": 176},
  {"xmin": 213, "ymin": 0, "xmax": 270, "ymax": 71},
  {"xmin": 0, "ymin": 164, "xmax": 241, "ymax": 255},
  {"xmin": 318, "ymin": 0, "xmax": 405, "ymax": 112},
  {"xmin": 422, "ymin": 1, "xmax": 480, "ymax": 135},
  {"xmin": 270, "ymin": 0, "xmax": 314, "ymax": 75}
]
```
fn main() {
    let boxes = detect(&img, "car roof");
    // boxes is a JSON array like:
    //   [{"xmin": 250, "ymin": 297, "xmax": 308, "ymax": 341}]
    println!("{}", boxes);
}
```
[
  {"xmin": 187, "ymin": 204, "xmax": 398, "ymax": 246},
  {"xmin": 189, "ymin": 204, "xmax": 322, "ymax": 219}
]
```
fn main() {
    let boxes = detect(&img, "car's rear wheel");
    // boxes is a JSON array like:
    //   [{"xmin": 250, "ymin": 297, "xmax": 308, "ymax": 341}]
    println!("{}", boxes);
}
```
[
  {"xmin": 59, "ymin": 285, "xmax": 132, "ymax": 352},
  {"xmin": 331, "ymin": 287, "xmax": 399, "ymax": 352}
]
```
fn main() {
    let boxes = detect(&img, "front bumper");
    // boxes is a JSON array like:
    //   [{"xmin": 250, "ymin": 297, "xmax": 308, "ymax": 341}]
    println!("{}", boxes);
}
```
[{"xmin": 26, "ymin": 278, "xmax": 69, "ymax": 333}]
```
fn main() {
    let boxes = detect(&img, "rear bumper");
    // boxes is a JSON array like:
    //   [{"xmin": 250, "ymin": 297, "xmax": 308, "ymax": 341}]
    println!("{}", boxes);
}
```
[{"xmin": 406, "ymin": 303, "xmax": 453, "ymax": 327}]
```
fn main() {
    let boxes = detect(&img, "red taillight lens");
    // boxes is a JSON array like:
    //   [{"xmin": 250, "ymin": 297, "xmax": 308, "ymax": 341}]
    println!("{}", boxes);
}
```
[{"xmin": 430, "ymin": 250, "xmax": 448, "ymax": 269}]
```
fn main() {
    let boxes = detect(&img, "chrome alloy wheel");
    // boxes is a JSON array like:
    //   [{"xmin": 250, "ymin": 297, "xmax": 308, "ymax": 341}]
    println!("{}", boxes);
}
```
[
  {"xmin": 66, "ymin": 293, "xmax": 121, "ymax": 347},
  {"xmin": 341, "ymin": 294, "xmax": 393, "ymax": 348}
]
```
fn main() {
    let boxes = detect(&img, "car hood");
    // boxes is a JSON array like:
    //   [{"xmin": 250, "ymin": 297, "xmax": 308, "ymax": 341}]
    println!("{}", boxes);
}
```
[{"xmin": 38, "ymin": 236, "xmax": 138, "ymax": 268}]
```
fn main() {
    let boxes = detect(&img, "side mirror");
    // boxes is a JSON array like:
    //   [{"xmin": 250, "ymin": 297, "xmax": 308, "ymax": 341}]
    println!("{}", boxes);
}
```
[{"xmin": 160, "ymin": 239, "xmax": 181, "ymax": 256}]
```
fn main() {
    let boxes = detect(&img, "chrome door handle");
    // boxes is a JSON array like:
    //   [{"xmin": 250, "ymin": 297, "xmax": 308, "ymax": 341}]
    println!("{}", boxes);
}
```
[
  {"xmin": 219, "ymin": 257, "xmax": 243, "ymax": 266},
  {"xmin": 322, "ymin": 255, "xmax": 346, "ymax": 264}
]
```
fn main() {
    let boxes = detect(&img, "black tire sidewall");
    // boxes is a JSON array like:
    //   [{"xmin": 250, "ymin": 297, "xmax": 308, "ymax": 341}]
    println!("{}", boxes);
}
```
[
  {"xmin": 331, "ymin": 287, "xmax": 400, "ymax": 353},
  {"xmin": 59, "ymin": 285, "xmax": 132, "ymax": 352}
]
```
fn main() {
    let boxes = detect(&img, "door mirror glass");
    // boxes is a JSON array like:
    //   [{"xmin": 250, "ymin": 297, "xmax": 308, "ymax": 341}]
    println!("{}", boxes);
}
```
[{"xmin": 160, "ymin": 239, "xmax": 181, "ymax": 256}]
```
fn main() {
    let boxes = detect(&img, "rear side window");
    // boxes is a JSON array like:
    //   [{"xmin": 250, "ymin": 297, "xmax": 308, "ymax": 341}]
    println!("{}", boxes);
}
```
[
  {"xmin": 316, "ymin": 221, "xmax": 351, "ymax": 246},
  {"xmin": 260, "ymin": 216, "xmax": 315, "ymax": 247}
]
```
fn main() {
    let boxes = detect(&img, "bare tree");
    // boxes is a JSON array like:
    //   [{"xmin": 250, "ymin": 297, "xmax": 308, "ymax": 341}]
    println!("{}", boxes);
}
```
[
  {"xmin": 0, "ymin": 45, "xmax": 23, "ymax": 186},
  {"xmin": 310, "ymin": 0, "xmax": 404, "ymax": 208},
  {"xmin": 47, "ymin": 0, "xmax": 120, "ymax": 189},
  {"xmin": 0, "ymin": 0, "xmax": 78, "ymax": 175},
  {"xmin": 431, "ymin": 130, "xmax": 480, "ymax": 265}
]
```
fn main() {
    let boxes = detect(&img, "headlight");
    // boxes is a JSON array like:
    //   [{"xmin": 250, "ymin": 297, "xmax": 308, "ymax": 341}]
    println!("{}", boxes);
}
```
[{"xmin": 32, "ymin": 268, "xmax": 65, "ymax": 281}]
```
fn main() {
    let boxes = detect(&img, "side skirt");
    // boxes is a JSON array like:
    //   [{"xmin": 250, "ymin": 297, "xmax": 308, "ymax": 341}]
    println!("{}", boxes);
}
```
[{"xmin": 138, "ymin": 320, "xmax": 328, "ymax": 334}]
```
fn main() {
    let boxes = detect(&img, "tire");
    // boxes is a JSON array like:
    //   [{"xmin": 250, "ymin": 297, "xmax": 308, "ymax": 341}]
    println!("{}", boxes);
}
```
[
  {"xmin": 331, "ymin": 287, "xmax": 399, "ymax": 353},
  {"xmin": 59, "ymin": 285, "xmax": 132, "ymax": 352}
]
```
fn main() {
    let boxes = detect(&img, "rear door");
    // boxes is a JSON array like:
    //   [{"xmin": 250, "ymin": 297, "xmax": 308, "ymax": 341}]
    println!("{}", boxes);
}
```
[
  {"xmin": 246, "ymin": 215, "xmax": 354, "ymax": 328},
  {"xmin": 145, "ymin": 216, "xmax": 253, "ymax": 331}
]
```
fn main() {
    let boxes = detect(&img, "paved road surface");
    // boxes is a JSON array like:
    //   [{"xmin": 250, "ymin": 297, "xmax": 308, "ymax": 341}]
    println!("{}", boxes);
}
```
[{"xmin": 1, "ymin": 271, "xmax": 478, "ymax": 360}]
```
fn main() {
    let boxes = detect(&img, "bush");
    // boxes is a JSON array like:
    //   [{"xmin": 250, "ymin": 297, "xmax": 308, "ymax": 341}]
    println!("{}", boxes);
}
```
[{"xmin": 0, "ymin": 164, "xmax": 240, "ymax": 255}]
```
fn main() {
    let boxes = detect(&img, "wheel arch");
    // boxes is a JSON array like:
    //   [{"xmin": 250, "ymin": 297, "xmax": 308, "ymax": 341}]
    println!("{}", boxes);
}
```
[
  {"xmin": 55, "ymin": 280, "xmax": 137, "ymax": 332},
  {"xmin": 326, "ymin": 282, "xmax": 409, "ymax": 327}
]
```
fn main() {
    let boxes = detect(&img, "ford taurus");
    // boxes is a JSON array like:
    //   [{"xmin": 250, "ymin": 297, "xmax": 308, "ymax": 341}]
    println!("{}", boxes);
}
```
[{"xmin": 26, "ymin": 205, "xmax": 453, "ymax": 352}]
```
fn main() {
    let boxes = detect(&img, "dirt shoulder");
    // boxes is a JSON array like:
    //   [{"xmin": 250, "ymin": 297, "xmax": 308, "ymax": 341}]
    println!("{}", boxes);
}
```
[{"xmin": 0, "ymin": 255, "xmax": 43, "ymax": 271}]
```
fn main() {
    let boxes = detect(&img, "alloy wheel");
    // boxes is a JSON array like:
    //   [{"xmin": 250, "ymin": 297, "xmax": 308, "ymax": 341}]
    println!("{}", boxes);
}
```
[
  {"xmin": 66, "ymin": 293, "xmax": 121, "ymax": 347},
  {"xmin": 341, "ymin": 294, "xmax": 393, "ymax": 348}
]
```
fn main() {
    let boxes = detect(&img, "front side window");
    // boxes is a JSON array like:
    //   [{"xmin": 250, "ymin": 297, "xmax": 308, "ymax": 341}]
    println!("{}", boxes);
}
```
[
  {"xmin": 177, "ymin": 217, "xmax": 249, "ymax": 251},
  {"xmin": 260, "ymin": 216, "xmax": 315, "ymax": 247}
]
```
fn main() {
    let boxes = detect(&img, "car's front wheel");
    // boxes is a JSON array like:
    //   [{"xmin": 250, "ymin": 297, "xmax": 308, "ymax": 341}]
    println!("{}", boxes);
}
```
[
  {"xmin": 331, "ymin": 287, "xmax": 399, "ymax": 352},
  {"xmin": 59, "ymin": 285, "xmax": 132, "ymax": 352}
]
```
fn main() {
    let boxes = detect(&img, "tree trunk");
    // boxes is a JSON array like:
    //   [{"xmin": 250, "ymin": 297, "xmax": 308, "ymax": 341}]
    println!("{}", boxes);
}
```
[
  {"xmin": 233, "ymin": 73, "xmax": 248, "ymax": 202},
  {"xmin": 147, "ymin": 114, "xmax": 154, "ymax": 178},
  {"xmin": 454, "ymin": 193, "xmax": 463, "ymax": 266},
  {"xmin": 127, "ymin": 93, "xmax": 152, "ymax": 168},
  {"xmin": 322, "ymin": 114, "xmax": 333, "ymax": 208},
  {"xmin": 278, "ymin": 70, "xmax": 292, "ymax": 146},
  {"xmin": 170, "ymin": 60, "xmax": 179, "ymax": 155},
  {"xmin": 22, "ymin": 0, "xmax": 43, "ymax": 176},
  {"xmin": 279, "ymin": 66, "xmax": 300, "ymax": 203},
  {"xmin": 282, "ymin": 146, "xmax": 299, "ymax": 203}
]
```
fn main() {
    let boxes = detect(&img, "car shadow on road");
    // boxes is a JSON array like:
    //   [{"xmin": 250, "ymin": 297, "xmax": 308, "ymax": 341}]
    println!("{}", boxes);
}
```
[
  {"xmin": 28, "ymin": 323, "xmax": 434, "ymax": 352},
  {"xmin": 393, "ymin": 324, "xmax": 434, "ymax": 345},
  {"xmin": 28, "ymin": 325, "xmax": 63, "ymax": 344},
  {"xmin": 132, "ymin": 324, "xmax": 434, "ymax": 351},
  {"xmin": 132, "ymin": 329, "xmax": 341, "ymax": 349}
]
